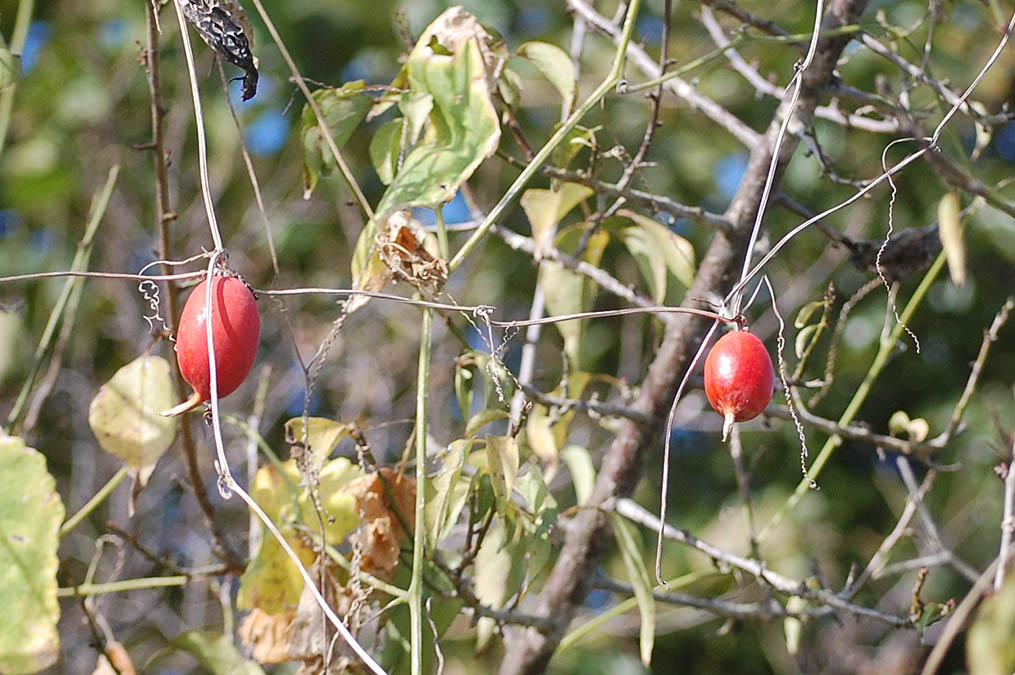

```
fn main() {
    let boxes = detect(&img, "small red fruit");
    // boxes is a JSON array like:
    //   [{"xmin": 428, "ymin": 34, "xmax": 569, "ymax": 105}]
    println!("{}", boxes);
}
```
[
  {"xmin": 703, "ymin": 329, "xmax": 775, "ymax": 440},
  {"xmin": 161, "ymin": 275, "xmax": 261, "ymax": 416}
]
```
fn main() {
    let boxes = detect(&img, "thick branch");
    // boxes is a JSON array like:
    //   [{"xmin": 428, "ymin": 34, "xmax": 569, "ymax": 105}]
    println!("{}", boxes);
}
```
[{"xmin": 500, "ymin": 0, "xmax": 870, "ymax": 671}]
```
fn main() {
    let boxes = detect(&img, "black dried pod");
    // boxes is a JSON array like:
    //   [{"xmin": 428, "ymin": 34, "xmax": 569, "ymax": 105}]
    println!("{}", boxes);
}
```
[{"xmin": 179, "ymin": 0, "xmax": 259, "ymax": 100}]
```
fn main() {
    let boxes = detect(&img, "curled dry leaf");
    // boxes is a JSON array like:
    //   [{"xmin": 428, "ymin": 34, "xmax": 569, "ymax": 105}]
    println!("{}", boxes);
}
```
[
  {"xmin": 238, "ymin": 608, "xmax": 295, "ymax": 665},
  {"xmin": 287, "ymin": 563, "xmax": 360, "ymax": 674},
  {"xmin": 345, "ymin": 468, "xmax": 416, "ymax": 576}
]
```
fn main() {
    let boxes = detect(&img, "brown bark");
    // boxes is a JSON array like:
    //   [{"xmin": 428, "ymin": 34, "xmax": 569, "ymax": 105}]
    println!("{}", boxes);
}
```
[{"xmin": 500, "ymin": 0, "xmax": 870, "ymax": 671}]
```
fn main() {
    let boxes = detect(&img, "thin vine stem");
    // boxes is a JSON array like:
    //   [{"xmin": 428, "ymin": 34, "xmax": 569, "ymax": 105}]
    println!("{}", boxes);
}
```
[
  {"xmin": 410, "ymin": 306, "xmax": 434, "ymax": 675},
  {"xmin": 758, "ymin": 250, "xmax": 946, "ymax": 543},
  {"xmin": 170, "ymin": 0, "xmax": 224, "ymax": 251},
  {"xmin": 0, "ymin": 0, "xmax": 34, "ymax": 158},
  {"xmin": 59, "ymin": 467, "xmax": 129, "ymax": 538}
]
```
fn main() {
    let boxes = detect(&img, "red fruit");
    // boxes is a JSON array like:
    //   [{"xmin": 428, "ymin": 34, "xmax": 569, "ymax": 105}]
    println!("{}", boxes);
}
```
[
  {"xmin": 161, "ymin": 275, "xmax": 261, "ymax": 416},
  {"xmin": 703, "ymin": 329, "xmax": 775, "ymax": 440}
]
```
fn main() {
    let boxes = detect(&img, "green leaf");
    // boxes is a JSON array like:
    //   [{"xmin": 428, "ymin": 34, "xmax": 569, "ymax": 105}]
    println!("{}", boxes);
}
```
[
  {"xmin": 88, "ymin": 355, "xmax": 176, "ymax": 486},
  {"xmin": 399, "ymin": 90, "xmax": 434, "ymax": 147},
  {"xmin": 515, "ymin": 42, "xmax": 576, "ymax": 109},
  {"xmin": 237, "ymin": 458, "xmax": 360, "ymax": 613},
  {"xmin": 374, "ymin": 33, "xmax": 501, "ymax": 217},
  {"xmin": 283, "ymin": 416, "xmax": 353, "ymax": 473},
  {"xmin": 540, "ymin": 228, "xmax": 609, "ymax": 368},
  {"xmin": 967, "ymin": 573, "xmax": 1015, "ymax": 675},
  {"xmin": 520, "ymin": 183, "xmax": 593, "ymax": 249},
  {"xmin": 938, "ymin": 192, "xmax": 965, "ymax": 287},
  {"xmin": 562, "ymin": 445, "xmax": 596, "ymax": 504},
  {"xmin": 369, "ymin": 118, "xmax": 403, "ymax": 185},
  {"xmin": 795, "ymin": 324, "xmax": 819, "ymax": 359},
  {"xmin": 300, "ymin": 80, "xmax": 372, "ymax": 197},
  {"xmin": 794, "ymin": 300, "xmax": 826, "ymax": 329},
  {"xmin": 610, "ymin": 515, "xmax": 655, "ymax": 667},
  {"xmin": 0, "ymin": 33, "xmax": 19, "ymax": 93},
  {"xmin": 473, "ymin": 520, "xmax": 526, "ymax": 652},
  {"xmin": 466, "ymin": 407, "xmax": 510, "ymax": 438},
  {"xmin": 783, "ymin": 596, "xmax": 806, "ymax": 655},
  {"xmin": 0, "ymin": 434, "xmax": 64, "ymax": 673},
  {"xmin": 171, "ymin": 631, "xmax": 264, "ymax": 675},
  {"xmin": 485, "ymin": 434, "xmax": 519, "ymax": 514},
  {"xmin": 616, "ymin": 209, "xmax": 696, "ymax": 301},
  {"xmin": 424, "ymin": 439, "xmax": 472, "ymax": 549}
]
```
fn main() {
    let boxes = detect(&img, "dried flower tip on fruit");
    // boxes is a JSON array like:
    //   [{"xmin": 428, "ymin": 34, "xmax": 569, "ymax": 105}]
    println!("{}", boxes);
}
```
[{"xmin": 704, "ymin": 329, "xmax": 775, "ymax": 441}]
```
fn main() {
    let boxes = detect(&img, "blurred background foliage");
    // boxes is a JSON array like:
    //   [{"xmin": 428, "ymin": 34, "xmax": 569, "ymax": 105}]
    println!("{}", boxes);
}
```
[{"xmin": 1, "ymin": 0, "xmax": 1014, "ymax": 672}]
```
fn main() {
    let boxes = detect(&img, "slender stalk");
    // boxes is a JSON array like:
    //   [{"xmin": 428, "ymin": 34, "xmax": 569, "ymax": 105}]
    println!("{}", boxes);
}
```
[
  {"xmin": 447, "ymin": 0, "xmax": 643, "ymax": 272},
  {"xmin": 0, "ymin": 0, "xmax": 34, "ymax": 158},
  {"xmin": 6, "ymin": 166, "xmax": 119, "ymax": 432},
  {"xmin": 759, "ymin": 251, "xmax": 946, "ymax": 543},
  {"xmin": 57, "ymin": 575, "xmax": 189, "ymax": 598},
  {"xmin": 59, "ymin": 467, "xmax": 129, "ymax": 537},
  {"xmin": 170, "ymin": 0, "xmax": 224, "ymax": 251},
  {"xmin": 410, "ymin": 307, "xmax": 434, "ymax": 675}
]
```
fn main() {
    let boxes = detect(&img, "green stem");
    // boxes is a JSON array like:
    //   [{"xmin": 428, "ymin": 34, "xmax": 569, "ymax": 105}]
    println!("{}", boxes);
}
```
[
  {"xmin": 57, "ymin": 575, "xmax": 188, "ymax": 598},
  {"xmin": 446, "ymin": 0, "xmax": 643, "ymax": 273},
  {"xmin": 758, "ymin": 251, "xmax": 946, "ymax": 542},
  {"xmin": 558, "ymin": 572, "xmax": 706, "ymax": 652},
  {"xmin": 0, "ymin": 0, "xmax": 35, "ymax": 159},
  {"xmin": 409, "ymin": 306, "xmax": 433, "ymax": 675},
  {"xmin": 59, "ymin": 466, "xmax": 129, "ymax": 537},
  {"xmin": 6, "ymin": 165, "xmax": 119, "ymax": 432},
  {"xmin": 434, "ymin": 207, "xmax": 450, "ymax": 261}
]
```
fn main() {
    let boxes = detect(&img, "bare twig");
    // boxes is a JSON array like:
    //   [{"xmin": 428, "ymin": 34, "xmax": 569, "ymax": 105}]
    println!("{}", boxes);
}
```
[{"xmin": 613, "ymin": 498, "xmax": 911, "ymax": 626}]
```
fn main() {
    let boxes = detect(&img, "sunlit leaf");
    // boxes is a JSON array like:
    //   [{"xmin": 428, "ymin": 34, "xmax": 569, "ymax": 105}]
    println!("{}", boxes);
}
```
[
  {"xmin": 88, "ymin": 355, "xmax": 176, "ymax": 487},
  {"xmin": 466, "ymin": 407, "xmax": 510, "ymax": 438},
  {"xmin": 0, "ymin": 435, "xmax": 63, "ymax": 673},
  {"xmin": 938, "ymin": 192, "xmax": 965, "ymax": 287},
  {"xmin": 373, "ymin": 18, "xmax": 501, "ymax": 217},
  {"xmin": 540, "ymin": 228, "xmax": 609, "ymax": 368},
  {"xmin": 284, "ymin": 416, "xmax": 353, "ymax": 473},
  {"xmin": 520, "ymin": 183, "xmax": 593, "ymax": 249},
  {"xmin": 486, "ymin": 434, "xmax": 519, "ymax": 514},
  {"xmin": 967, "ymin": 573, "xmax": 1015, "ymax": 675},
  {"xmin": 237, "ymin": 458, "xmax": 360, "ymax": 613},
  {"xmin": 795, "ymin": 324, "xmax": 819, "ymax": 359},
  {"xmin": 425, "ymin": 440, "xmax": 472, "ymax": 549},
  {"xmin": 617, "ymin": 209, "xmax": 695, "ymax": 301},
  {"xmin": 473, "ymin": 520, "xmax": 526, "ymax": 653},
  {"xmin": 515, "ymin": 41, "xmax": 576, "ymax": 110},
  {"xmin": 562, "ymin": 445, "xmax": 596, "ymax": 504},
  {"xmin": 369, "ymin": 118, "xmax": 403, "ymax": 185},
  {"xmin": 300, "ymin": 80, "xmax": 372, "ymax": 197},
  {"xmin": 171, "ymin": 632, "xmax": 264, "ymax": 675},
  {"xmin": 794, "ymin": 300, "xmax": 825, "ymax": 329},
  {"xmin": 611, "ymin": 515, "xmax": 655, "ymax": 666},
  {"xmin": 783, "ymin": 596, "xmax": 806, "ymax": 655}
]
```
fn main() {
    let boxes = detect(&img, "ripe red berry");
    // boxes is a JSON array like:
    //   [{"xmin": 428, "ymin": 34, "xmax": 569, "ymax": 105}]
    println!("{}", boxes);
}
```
[
  {"xmin": 703, "ymin": 329, "xmax": 775, "ymax": 440},
  {"xmin": 161, "ymin": 275, "xmax": 261, "ymax": 416}
]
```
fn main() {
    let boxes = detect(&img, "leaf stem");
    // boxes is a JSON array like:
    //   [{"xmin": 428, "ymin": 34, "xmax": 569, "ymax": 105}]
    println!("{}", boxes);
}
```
[
  {"xmin": 59, "ymin": 466, "xmax": 129, "ymax": 538},
  {"xmin": 57, "ymin": 575, "xmax": 189, "ymax": 597}
]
